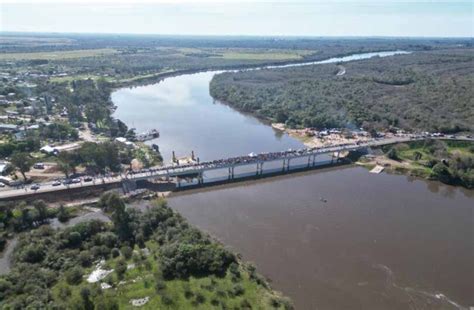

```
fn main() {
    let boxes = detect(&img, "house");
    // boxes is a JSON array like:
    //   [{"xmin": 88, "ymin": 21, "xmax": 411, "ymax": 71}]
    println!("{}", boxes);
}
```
[
  {"xmin": 0, "ymin": 123, "xmax": 19, "ymax": 132},
  {"xmin": 115, "ymin": 137, "xmax": 135, "ymax": 148},
  {"xmin": 0, "ymin": 176, "xmax": 22, "ymax": 186}
]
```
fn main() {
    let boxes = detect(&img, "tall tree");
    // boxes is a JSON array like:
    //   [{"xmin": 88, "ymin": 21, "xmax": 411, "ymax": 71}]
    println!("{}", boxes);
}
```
[{"xmin": 10, "ymin": 152, "xmax": 33, "ymax": 180}]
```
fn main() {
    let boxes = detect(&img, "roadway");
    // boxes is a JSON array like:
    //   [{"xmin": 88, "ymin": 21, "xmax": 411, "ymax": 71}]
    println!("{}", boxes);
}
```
[{"xmin": 0, "ymin": 135, "xmax": 472, "ymax": 200}]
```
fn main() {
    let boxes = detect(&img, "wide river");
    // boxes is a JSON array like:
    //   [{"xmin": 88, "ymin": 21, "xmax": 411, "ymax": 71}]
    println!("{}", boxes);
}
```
[{"xmin": 112, "ymin": 52, "xmax": 473, "ymax": 310}]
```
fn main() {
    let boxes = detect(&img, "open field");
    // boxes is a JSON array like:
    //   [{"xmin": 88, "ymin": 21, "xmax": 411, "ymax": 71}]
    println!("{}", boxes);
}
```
[
  {"xmin": 0, "ymin": 48, "xmax": 117, "ymax": 60},
  {"xmin": 219, "ymin": 51, "xmax": 308, "ymax": 60}
]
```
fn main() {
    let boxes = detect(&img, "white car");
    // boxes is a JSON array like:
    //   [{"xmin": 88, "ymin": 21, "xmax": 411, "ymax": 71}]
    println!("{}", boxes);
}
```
[
  {"xmin": 52, "ymin": 180, "xmax": 62, "ymax": 186},
  {"xmin": 0, "ymin": 183, "xmax": 5, "ymax": 188}
]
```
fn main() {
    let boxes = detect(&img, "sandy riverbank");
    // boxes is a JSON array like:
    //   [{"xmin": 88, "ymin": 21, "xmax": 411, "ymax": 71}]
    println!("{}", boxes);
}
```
[{"xmin": 271, "ymin": 123, "xmax": 372, "ymax": 148}]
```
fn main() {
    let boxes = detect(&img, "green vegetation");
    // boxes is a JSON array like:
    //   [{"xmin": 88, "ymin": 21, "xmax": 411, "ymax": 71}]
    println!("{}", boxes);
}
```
[
  {"xmin": 382, "ymin": 140, "xmax": 474, "ymax": 188},
  {"xmin": 0, "ymin": 195, "xmax": 291, "ymax": 309},
  {"xmin": 0, "ymin": 48, "xmax": 117, "ymax": 60},
  {"xmin": 0, "ymin": 200, "xmax": 78, "ymax": 251},
  {"xmin": 210, "ymin": 49, "xmax": 474, "ymax": 133}
]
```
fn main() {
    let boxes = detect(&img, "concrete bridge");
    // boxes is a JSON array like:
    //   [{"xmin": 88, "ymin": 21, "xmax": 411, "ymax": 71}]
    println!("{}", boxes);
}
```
[{"xmin": 0, "ymin": 135, "xmax": 471, "ymax": 201}]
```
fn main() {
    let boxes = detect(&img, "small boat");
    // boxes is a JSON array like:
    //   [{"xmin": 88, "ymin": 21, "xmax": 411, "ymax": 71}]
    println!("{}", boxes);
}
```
[{"xmin": 136, "ymin": 129, "xmax": 159, "ymax": 141}]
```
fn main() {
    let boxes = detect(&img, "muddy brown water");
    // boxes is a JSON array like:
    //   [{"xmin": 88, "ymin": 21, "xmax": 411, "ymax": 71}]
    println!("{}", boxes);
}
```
[{"xmin": 169, "ymin": 167, "xmax": 473, "ymax": 310}]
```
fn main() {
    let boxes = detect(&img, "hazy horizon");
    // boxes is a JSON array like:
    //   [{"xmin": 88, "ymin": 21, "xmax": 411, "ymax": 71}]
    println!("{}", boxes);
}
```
[{"xmin": 1, "ymin": 1, "xmax": 472, "ymax": 38}]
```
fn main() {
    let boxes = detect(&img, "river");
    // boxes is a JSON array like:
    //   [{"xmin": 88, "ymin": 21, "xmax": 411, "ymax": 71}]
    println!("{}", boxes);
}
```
[
  {"xmin": 111, "ymin": 51, "xmax": 473, "ymax": 309},
  {"xmin": 111, "ymin": 50, "xmax": 409, "ymax": 163}
]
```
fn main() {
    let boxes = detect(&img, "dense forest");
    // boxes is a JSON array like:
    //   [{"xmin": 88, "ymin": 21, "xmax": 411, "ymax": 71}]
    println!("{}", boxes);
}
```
[
  {"xmin": 0, "ymin": 195, "xmax": 291, "ymax": 309},
  {"xmin": 210, "ymin": 49, "xmax": 474, "ymax": 133}
]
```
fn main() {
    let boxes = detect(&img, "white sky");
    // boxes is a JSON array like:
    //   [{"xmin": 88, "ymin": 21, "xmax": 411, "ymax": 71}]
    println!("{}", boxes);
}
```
[{"xmin": 0, "ymin": 1, "xmax": 472, "ymax": 37}]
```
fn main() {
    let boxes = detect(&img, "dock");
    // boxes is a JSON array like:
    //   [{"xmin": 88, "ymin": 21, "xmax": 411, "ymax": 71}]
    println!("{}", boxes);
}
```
[{"xmin": 370, "ymin": 165, "xmax": 385, "ymax": 174}]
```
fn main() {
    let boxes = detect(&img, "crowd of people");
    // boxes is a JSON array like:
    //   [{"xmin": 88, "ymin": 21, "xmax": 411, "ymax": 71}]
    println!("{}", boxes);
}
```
[{"xmin": 125, "ymin": 140, "xmax": 370, "ymax": 179}]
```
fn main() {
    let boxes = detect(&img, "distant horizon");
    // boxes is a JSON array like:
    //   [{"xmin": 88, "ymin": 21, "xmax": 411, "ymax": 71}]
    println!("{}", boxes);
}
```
[
  {"xmin": 1, "ymin": 1, "xmax": 472, "ymax": 37},
  {"xmin": 0, "ymin": 31, "xmax": 472, "ymax": 40}
]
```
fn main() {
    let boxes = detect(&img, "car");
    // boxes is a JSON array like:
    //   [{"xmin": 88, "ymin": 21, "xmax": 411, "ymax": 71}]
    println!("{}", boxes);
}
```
[
  {"xmin": 30, "ymin": 184, "xmax": 40, "ymax": 190},
  {"xmin": 33, "ymin": 162, "xmax": 45, "ymax": 169},
  {"xmin": 52, "ymin": 180, "xmax": 62, "ymax": 186},
  {"xmin": 83, "ymin": 176, "xmax": 93, "ymax": 182},
  {"xmin": 71, "ymin": 178, "xmax": 81, "ymax": 184},
  {"xmin": 0, "ymin": 183, "xmax": 5, "ymax": 188}
]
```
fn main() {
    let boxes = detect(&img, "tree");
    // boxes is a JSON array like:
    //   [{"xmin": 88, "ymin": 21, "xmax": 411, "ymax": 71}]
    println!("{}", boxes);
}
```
[
  {"xmin": 432, "ymin": 163, "xmax": 453, "ymax": 184},
  {"xmin": 57, "ymin": 205, "xmax": 69, "ymax": 223},
  {"xmin": 65, "ymin": 266, "xmax": 83, "ymax": 285},
  {"xmin": 386, "ymin": 148, "xmax": 399, "ymax": 160},
  {"xmin": 115, "ymin": 259, "xmax": 127, "ymax": 280},
  {"xmin": 98, "ymin": 192, "xmax": 133, "ymax": 241},
  {"xmin": 80, "ymin": 287, "xmax": 94, "ymax": 310},
  {"xmin": 10, "ymin": 152, "xmax": 33, "ymax": 180},
  {"xmin": 33, "ymin": 200, "xmax": 48, "ymax": 223},
  {"xmin": 57, "ymin": 152, "xmax": 78, "ymax": 178}
]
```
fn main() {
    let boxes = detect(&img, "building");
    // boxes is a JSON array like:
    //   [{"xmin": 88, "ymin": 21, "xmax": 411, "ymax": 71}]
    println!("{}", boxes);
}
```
[{"xmin": 0, "ymin": 123, "xmax": 19, "ymax": 132}]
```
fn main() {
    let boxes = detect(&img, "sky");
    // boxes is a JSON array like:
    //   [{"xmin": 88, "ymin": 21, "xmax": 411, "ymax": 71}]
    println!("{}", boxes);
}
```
[{"xmin": 0, "ymin": 0, "xmax": 472, "ymax": 37}]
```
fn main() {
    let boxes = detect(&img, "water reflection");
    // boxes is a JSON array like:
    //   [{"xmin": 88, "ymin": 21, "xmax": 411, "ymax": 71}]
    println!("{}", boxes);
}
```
[{"xmin": 112, "ymin": 51, "xmax": 409, "ymax": 163}]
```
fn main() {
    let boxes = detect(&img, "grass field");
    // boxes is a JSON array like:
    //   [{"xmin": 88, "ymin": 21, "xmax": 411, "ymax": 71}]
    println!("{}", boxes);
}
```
[
  {"xmin": 0, "ymin": 48, "xmax": 118, "ymax": 60},
  {"xmin": 220, "ymin": 50, "xmax": 309, "ymax": 60}
]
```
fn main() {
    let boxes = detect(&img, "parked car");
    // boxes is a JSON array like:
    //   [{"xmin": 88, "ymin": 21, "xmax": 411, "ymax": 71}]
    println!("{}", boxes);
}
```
[
  {"xmin": 83, "ymin": 176, "xmax": 93, "ymax": 182},
  {"xmin": 30, "ymin": 184, "xmax": 40, "ymax": 190},
  {"xmin": 52, "ymin": 180, "xmax": 62, "ymax": 186},
  {"xmin": 0, "ymin": 183, "xmax": 5, "ymax": 188},
  {"xmin": 33, "ymin": 162, "xmax": 45, "ymax": 169},
  {"xmin": 71, "ymin": 178, "xmax": 81, "ymax": 184}
]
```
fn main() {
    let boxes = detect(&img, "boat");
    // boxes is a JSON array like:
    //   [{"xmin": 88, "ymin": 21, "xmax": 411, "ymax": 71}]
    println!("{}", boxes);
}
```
[{"xmin": 136, "ymin": 129, "xmax": 159, "ymax": 141}]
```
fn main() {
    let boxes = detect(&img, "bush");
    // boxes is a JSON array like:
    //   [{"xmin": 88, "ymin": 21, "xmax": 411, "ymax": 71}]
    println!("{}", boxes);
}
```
[
  {"xmin": 195, "ymin": 292, "xmax": 206, "ymax": 304},
  {"xmin": 161, "ymin": 243, "xmax": 236, "ymax": 279},
  {"xmin": 115, "ymin": 259, "xmax": 127, "ymax": 280},
  {"xmin": 65, "ymin": 267, "xmax": 83, "ymax": 285},
  {"xmin": 232, "ymin": 284, "xmax": 245, "ymax": 296},
  {"xmin": 120, "ymin": 246, "xmax": 133, "ymax": 259},
  {"xmin": 78, "ymin": 250, "xmax": 93, "ymax": 267},
  {"xmin": 111, "ymin": 248, "xmax": 120, "ymax": 258}
]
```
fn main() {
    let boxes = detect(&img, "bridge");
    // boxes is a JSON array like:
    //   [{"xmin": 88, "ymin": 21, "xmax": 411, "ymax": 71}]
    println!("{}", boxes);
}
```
[{"xmin": 0, "ymin": 135, "xmax": 471, "ymax": 200}]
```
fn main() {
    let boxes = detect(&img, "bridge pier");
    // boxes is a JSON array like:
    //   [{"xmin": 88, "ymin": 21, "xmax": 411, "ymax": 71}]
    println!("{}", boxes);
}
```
[
  {"xmin": 197, "ymin": 171, "xmax": 204, "ymax": 185},
  {"xmin": 282, "ymin": 159, "xmax": 286, "ymax": 172},
  {"xmin": 286, "ymin": 158, "xmax": 291, "ymax": 172},
  {"xmin": 122, "ymin": 179, "xmax": 137, "ymax": 194}
]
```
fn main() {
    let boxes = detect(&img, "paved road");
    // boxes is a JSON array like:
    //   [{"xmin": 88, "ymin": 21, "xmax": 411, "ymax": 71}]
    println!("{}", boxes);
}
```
[{"xmin": 0, "ymin": 136, "xmax": 472, "ymax": 200}]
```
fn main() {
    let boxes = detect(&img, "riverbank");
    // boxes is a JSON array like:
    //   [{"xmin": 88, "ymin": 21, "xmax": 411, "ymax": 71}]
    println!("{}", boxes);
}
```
[
  {"xmin": 357, "ymin": 140, "xmax": 474, "ymax": 189},
  {"xmin": 0, "ymin": 195, "xmax": 293, "ymax": 309}
]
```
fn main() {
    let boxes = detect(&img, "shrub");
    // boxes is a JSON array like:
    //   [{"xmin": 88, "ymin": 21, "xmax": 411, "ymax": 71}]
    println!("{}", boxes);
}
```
[
  {"xmin": 65, "ymin": 267, "xmax": 83, "ymax": 285},
  {"xmin": 120, "ymin": 246, "xmax": 133, "ymax": 259}
]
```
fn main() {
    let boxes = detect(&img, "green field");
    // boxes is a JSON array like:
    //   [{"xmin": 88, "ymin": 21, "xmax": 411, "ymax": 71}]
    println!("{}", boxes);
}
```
[
  {"xmin": 0, "ymin": 48, "xmax": 117, "ymax": 60},
  {"xmin": 219, "ymin": 51, "xmax": 303, "ymax": 60}
]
